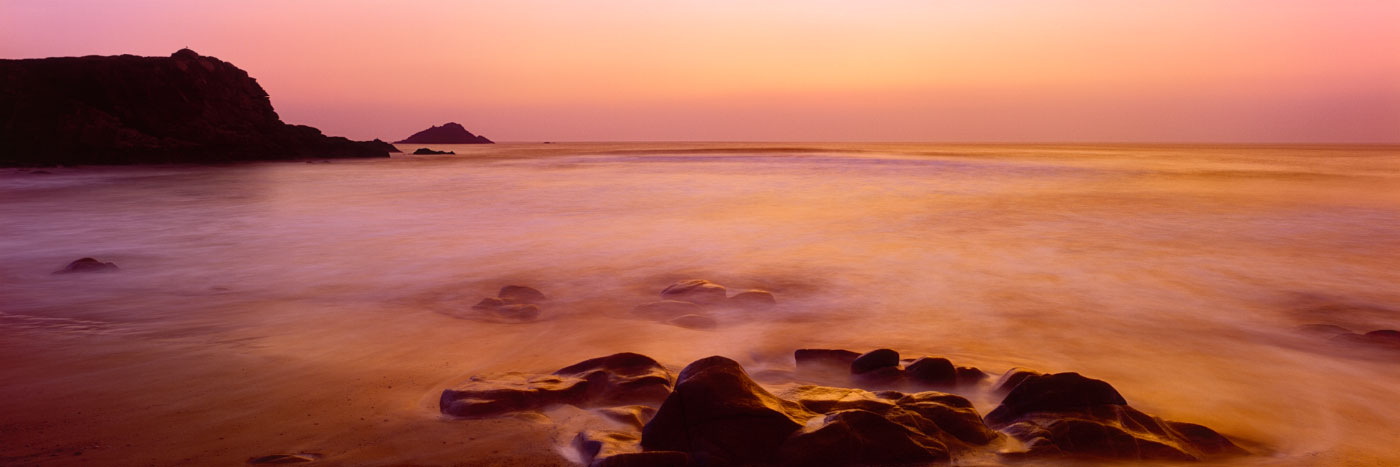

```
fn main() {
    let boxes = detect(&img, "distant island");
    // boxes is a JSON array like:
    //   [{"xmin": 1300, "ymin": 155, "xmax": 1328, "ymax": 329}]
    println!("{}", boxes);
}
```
[
  {"xmin": 395, "ymin": 122, "xmax": 493, "ymax": 144},
  {"xmin": 0, "ymin": 49, "xmax": 398, "ymax": 166}
]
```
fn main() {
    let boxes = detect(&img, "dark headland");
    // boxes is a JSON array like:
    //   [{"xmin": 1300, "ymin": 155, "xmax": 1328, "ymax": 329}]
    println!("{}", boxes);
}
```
[
  {"xmin": 395, "ymin": 122, "xmax": 493, "ymax": 144},
  {"xmin": 0, "ymin": 49, "xmax": 397, "ymax": 166}
]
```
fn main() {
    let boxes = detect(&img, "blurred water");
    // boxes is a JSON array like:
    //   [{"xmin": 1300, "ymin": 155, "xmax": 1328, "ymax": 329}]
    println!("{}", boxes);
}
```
[{"xmin": 2, "ymin": 143, "xmax": 1399, "ymax": 465}]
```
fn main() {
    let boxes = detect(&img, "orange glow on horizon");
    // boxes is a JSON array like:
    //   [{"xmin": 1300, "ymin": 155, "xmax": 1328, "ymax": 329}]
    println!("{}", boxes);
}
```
[{"xmin": 2, "ymin": 0, "xmax": 1397, "ymax": 142}]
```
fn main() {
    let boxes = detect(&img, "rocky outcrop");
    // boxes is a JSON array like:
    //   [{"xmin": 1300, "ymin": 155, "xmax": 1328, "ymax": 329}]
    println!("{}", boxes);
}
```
[
  {"xmin": 0, "ymin": 49, "xmax": 395, "ymax": 166},
  {"xmin": 394, "ymin": 122, "xmax": 493, "ymax": 144},
  {"xmin": 411, "ymin": 148, "xmax": 454, "ymax": 155}
]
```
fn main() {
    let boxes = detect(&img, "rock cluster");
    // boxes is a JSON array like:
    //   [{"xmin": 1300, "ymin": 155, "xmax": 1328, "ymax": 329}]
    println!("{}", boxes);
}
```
[
  {"xmin": 438, "ymin": 349, "xmax": 1245, "ymax": 466},
  {"xmin": 796, "ymin": 347, "xmax": 987, "ymax": 390},
  {"xmin": 470, "ymin": 285, "xmax": 546, "ymax": 321},
  {"xmin": 633, "ymin": 279, "xmax": 778, "ymax": 329},
  {"xmin": 0, "ymin": 49, "xmax": 397, "ymax": 166}
]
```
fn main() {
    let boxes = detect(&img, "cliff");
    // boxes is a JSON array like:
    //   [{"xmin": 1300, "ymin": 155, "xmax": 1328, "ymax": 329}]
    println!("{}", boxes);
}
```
[
  {"xmin": 0, "ymin": 49, "xmax": 397, "ymax": 166},
  {"xmin": 395, "ymin": 122, "xmax": 493, "ymax": 144}
]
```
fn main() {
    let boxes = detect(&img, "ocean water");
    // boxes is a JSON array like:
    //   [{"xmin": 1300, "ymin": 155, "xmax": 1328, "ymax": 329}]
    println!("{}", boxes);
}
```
[{"xmin": 2, "ymin": 143, "xmax": 1399, "ymax": 465}]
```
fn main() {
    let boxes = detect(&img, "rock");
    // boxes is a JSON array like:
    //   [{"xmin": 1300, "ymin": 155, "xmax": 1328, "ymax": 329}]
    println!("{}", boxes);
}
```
[
  {"xmin": 472, "ymin": 297, "xmax": 505, "ymax": 309},
  {"xmin": 985, "ymin": 372, "xmax": 1126, "ymax": 426},
  {"xmin": 666, "ymin": 314, "xmax": 717, "ymax": 330},
  {"xmin": 794, "ymin": 349, "xmax": 860, "ymax": 371},
  {"xmin": 895, "ymin": 393, "xmax": 999, "ymax": 445},
  {"xmin": 441, "ymin": 353, "xmax": 672, "ymax": 417},
  {"xmin": 956, "ymin": 366, "xmax": 988, "ymax": 386},
  {"xmin": 778, "ymin": 409, "xmax": 950, "ymax": 466},
  {"xmin": 596, "ymin": 406, "xmax": 657, "ymax": 430},
  {"xmin": 499, "ymin": 285, "xmax": 547, "ymax": 304},
  {"xmin": 659, "ymin": 279, "xmax": 727, "ymax": 305},
  {"xmin": 411, "ymin": 147, "xmax": 454, "ymax": 155},
  {"xmin": 54, "ymin": 257, "xmax": 119, "ymax": 274},
  {"xmin": 493, "ymin": 304, "xmax": 540, "ymax": 320},
  {"xmin": 1365, "ymin": 329, "xmax": 1400, "ymax": 346},
  {"xmin": 641, "ymin": 356, "xmax": 813, "ymax": 464},
  {"xmin": 727, "ymin": 289, "xmax": 776, "ymax": 308},
  {"xmin": 572, "ymin": 430, "xmax": 641, "ymax": 466},
  {"xmin": 985, "ymin": 372, "xmax": 1244, "ymax": 461},
  {"xmin": 850, "ymin": 349, "xmax": 900, "ymax": 375},
  {"xmin": 247, "ymin": 453, "xmax": 318, "ymax": 464},
  {"xmin": 632, "ymin": 300, "xmax": 702, "ymax": 318},
  {"xmin": 905, "ymin": 357, "xmax": 957, "ymax": 387},
  {"xmin": 992, "ymin": 367, "xmax": 1042, "ymax": 395},
  {"xmin": 1, "ymin": 50, "xmax": 393, "ymax": 166},
  {"xmin": 772, "ymin": 384, "xmax": 897, "ymax": 414},
  {"xmin": 591, "ymin": 451, "xmax": 691, "ymax": 467},
  {"xmin": 554, "ymin": 353, "xmax": 675, "ymax": 406},
  {"xmin": 395, "ymin": 122, "xmax": 493, "ymax": 144}
]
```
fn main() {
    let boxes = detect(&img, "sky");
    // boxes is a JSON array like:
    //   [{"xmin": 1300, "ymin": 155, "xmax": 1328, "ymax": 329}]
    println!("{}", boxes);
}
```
[{"xmin": 2, "ymin": 0, "xmax": 1398, "ymax": 142}]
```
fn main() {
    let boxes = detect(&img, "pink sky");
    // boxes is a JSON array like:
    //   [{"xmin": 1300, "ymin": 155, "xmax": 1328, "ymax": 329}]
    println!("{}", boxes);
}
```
[{"xmin": 3, "ymin": 0, "xmax": 1397, "ymax": 142}]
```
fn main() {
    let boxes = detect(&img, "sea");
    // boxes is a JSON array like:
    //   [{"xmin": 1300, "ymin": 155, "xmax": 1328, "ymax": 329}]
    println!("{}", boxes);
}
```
[{"xmin": 2, "ymin": 143, "xmax": 1398, "ymax": 465}]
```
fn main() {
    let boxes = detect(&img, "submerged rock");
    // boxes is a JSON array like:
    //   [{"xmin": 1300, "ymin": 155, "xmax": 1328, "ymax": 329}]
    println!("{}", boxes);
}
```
[
  {"xmin": 641, "ymin": 356, "xmax": 813, "ymax": 464},
  {"xmin": 54, "ymin": 257, "xmax": 119, "ymax": 274},
  {"xmin": 632, "ymin": 300, "xmax": 702, "ymax": 318},
  {"xmin": 494, "ymin": 304, "xmax": 540, "ymax": 320},
  {"xmin": 247, "ymin": 453, "xmax": 319, "ymax": 464},
  {"xmin": 666, "ymin": 314, "xmax": 717, "ymax": 330},
  {"xmin": 499, "ymin": 285, "xmax": 547, "ymax": 304},
  {"xmin": 440, "ymin": 352, "xmax": 672, "ymax": 418},
  {"xmin": 992, "ymin": 367, "xmax": 1042, "ymax": 395},
  {"xmin": 728, "ymin": 289, "xmax": 776, "ymax": 308},
  {"xmin": 472, "ymin": 297, "xmax": 505, "ymax": 309},
  {"xmin": 659, "ymin": 279, "xmax": 727, "ymax": 305},
  {"xmin": 794, "ymin": 348, "xmax": 860, "ymax": 371}
]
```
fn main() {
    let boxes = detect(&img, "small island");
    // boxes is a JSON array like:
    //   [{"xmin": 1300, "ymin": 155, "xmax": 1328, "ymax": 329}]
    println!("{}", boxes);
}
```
[
  {"xmin": 411, "ymin": 148, "xmax": 455, "ymax": 155},
  {"xmin": 0, "ymin": 49, "xmax": 398, "ymax": 166},
  {"xmin": 395, "ymin": 122, "xmax": 493, "ymax": 144}
]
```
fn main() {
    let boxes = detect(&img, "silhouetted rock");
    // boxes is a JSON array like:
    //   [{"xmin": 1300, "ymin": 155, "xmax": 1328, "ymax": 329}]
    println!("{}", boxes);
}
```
[
  {"xmin": 794, "ymin": 349, "xmax": 860, "ymax": 371},
  {"xmin": 659, "ymin": 279, "xmax": 727, "ymax": 305},
  {"xmin": 850, "ymin": 349, "xmax": 900, "ymax": 375},
  {"xmin": 1365, "ymin": 330, "xmax": 1400, "ymax": 345},
  {"xmin": 727, "ymin": 289, "xmax": 776, "ymax": 308},
  {"xmin": 0, "ymin": 49, "xmax": 393, "ymax": 166},
  {"xmin": 779, "ymin": 409, "xmax": 950, "ymax": 466},
  {"xmin": 905, "ymin": 357, "xmax": 956, "ymax": 387},
  {"xmin": 395, "ymin": 122, "xmax": 493, "ymax": 144},
  {"xmin": 499, "ymin": 285, "xmax": 547, "ymax": 304},
  {"xmin": 985, "ymin": 372, "xmax": 1126, "ymax": 426},
  {"xmin": 986, "ymin": 372, "xmax": 1244, "ymax": 461},
  {"xmin": 411, "ymin": 147, "xmax": 454, "ymax": 155},
  {"xmin": 641, "ymin": 356, "xmax": 813, "ymax": 464},
  {"xmin": 54, "ymin": 257, "xmax": 118, "ymax": 274},
  {"xmin": 494, "ymin": 304, "xmax": 540, "ymax": 320},
  {"xmin": 440, "ymin": 352, "xmax": 672, "ymax": 417}
]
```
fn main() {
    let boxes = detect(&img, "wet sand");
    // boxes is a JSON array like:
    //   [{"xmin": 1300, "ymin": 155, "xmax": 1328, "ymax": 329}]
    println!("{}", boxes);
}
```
[{"xmin": 3, "ymin": 143, "xmax": 1400, "ymax": 465}]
